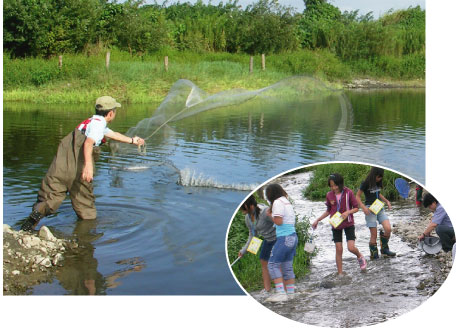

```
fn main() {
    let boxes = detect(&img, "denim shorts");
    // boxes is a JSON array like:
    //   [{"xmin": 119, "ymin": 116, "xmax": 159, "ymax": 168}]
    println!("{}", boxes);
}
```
[
  {"xmin": 269, "ymin": 233, "xmax": 298, "ymax": 263},
  {"xmin": 259, "ymin": 239, "xmax": 276, "ymax": 261},
  {"xmin": 365, "ymin": 206, "xmax": 389, "ymax": 228}
]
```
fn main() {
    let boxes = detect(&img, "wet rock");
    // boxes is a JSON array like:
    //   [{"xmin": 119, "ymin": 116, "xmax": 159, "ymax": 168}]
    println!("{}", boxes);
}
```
[
  {"xmin": 3, "ymin": 225, "xmax": 72, "ymax": 295},
  {"xmin": 39, "ymin": 257, "xmax": 52, "ymax": 268},
  {"xmin": 3, "ymin": 224, "xmax": 14, "ymax": 234},
  {"xmin": 52, "ymin": 253, "xmax": 64, "ymax": 266},
  {"xmin": 39, "ymin": 226, "xmax": 56, "ymax": 241},
  {"xmin": 393, "ymin": 209, "xmax": 453, "ymax": 296}
]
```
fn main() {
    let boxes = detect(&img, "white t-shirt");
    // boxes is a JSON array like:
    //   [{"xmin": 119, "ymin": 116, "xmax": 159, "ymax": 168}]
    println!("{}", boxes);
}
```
[
  {"xmin": 272, "ymin": 196, "xmax": 296, "ymax": 237},
  {"xmin": 79, "ymin": 115, "xmax": 113, "ymax": 146}
]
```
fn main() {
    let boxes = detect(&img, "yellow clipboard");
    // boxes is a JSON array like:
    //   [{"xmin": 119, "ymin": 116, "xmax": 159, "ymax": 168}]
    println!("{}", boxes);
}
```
[
  {"xmin": 247, "ymin": 237, "xmax": 263, "ymax": 255},
  {"xmin": 369, "ymin": 199, "xmax": 384, "ymax": 214},
  {"xmin": 329, "ymin": 212, "xmax": 344, "ymax": 229}
]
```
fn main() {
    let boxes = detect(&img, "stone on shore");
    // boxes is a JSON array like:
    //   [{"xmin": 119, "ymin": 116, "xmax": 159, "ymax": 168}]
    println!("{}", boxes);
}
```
[{"xmin": 3, "ymin": 224, "xmax": 78, "ymax": 295}]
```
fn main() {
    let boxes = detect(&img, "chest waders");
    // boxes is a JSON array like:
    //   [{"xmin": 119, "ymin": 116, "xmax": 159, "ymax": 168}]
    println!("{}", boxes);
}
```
[{"xmin": 21, "ymin": 129, "xmax": 99, "ymax": 231}]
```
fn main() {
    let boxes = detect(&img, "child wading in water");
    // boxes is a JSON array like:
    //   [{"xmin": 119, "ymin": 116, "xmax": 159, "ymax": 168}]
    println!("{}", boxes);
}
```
[
  {"xmin": 356, "ymin": 167, "xmax": 396, "ymax": 259},
  {"xmin": 312, "ymin": 173, "xmax": 367, "ymax": 274},
  {"xmin": 264, "ymin": 184, "xmax": 298, "ymax": 302}
]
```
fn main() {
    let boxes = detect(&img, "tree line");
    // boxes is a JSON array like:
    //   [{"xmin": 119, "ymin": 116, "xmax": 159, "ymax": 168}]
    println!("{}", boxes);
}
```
[{"xmin": 4, "ymin": 0, "xmax": 424, "ymax": 65}]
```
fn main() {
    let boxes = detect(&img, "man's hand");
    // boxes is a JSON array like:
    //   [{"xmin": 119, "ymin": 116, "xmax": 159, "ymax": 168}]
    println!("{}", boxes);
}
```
[
  {"xmin": 132, "ymin": 136, "xmax": 145, "ymax": 146},
  {"xmin": 82, "ymin": 163, "xmax": 93, "ymax": 182}
]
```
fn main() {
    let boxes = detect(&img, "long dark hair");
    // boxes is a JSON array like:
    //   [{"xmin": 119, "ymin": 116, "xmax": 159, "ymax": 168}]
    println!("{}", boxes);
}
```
[
  {"xmin": 240, "ymin": 195, "xmax": 261, "ymax": 218},
  {"xmin": 364, "ymin": 167, "xmax": 384, "ymax": 188},
  {"xmin": 265, "ymin": 183, "xmax": 288, "ymax": 206},
  {"xmin": 328, "ymin": 173, "xmax": 344, "ymax": 192}
]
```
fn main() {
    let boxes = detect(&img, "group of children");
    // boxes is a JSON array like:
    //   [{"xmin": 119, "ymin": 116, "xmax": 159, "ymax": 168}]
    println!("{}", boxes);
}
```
[{"xmin": 238, "ymin": 167, "xmax": 397, "ymax": 302}]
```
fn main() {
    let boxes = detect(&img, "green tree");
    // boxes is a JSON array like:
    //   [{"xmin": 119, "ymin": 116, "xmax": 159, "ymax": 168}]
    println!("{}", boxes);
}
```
[
  {"xmin": 298, "ymin": 0, "xmax": 342, "ymax": 49},
  {"xmin": 3, "ymin": 0, "xmax": 102, "ymax": 57}
]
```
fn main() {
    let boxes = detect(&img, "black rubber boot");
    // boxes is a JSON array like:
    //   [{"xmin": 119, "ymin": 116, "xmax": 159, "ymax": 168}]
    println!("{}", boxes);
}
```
[
  {"xmin": 380, "ymin": 230, "xmax": 396, "ymax": 257},
  {"xmin": 369, "ymin": 243, "xmax": 379, "ymax": 260},
  {"xmin": 20, "ymin": 210, "xmax": 44, "ymax": 231}
]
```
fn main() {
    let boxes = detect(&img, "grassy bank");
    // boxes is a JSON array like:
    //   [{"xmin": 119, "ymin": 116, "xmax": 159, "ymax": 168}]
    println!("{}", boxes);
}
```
[
  {"xmin": 227, "ymin": 195, "xmax": 315, "ymax": 292},
  {"xmin": 3, "ymin": 49, "xmax": 424, "ymax": 104},
  {"xmin": 303, "ymin": 163, "xmax": 406, "ymax": 201}
]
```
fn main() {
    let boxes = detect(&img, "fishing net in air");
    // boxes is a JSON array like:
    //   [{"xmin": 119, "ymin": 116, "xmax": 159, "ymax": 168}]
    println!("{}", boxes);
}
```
[{"xmin": 110, "ymin": 76, "xmax": 352, "ymax": 155}]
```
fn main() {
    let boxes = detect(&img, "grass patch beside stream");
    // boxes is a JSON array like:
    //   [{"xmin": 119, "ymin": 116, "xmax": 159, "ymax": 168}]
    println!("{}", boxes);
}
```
[{"xmin": 3, "ymin": 49, "xmax": 423, "ymax": 104}]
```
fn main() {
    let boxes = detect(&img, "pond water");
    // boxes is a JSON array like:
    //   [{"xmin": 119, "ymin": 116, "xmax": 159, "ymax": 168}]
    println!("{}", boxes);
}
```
[
  {"xmin": 2, "ymin": 79, "xmax": 425, "ymax": 295},
  {"xmin": 251, "ymin": 173, "xmax": 442, "ymax": 327}
]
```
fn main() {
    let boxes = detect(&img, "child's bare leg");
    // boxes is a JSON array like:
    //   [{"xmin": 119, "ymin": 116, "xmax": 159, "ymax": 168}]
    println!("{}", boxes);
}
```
[
  {"xmin": 381, "ymin": 219, "xmax": 392, "ymax": 237},
  {"xmin": 347, "ymin": 240, "xmax": 362, "ymax": 258},
  {"xmin": 260, "ymin": 259, "xmax": 271, "ymax": 291},
  {"xmin": 335, "ymin": 242, "xmax": 344, "ymax": 274},
  {"xmin": 369, "ymin": 227, "xmax": 378, "ymax": 244}
]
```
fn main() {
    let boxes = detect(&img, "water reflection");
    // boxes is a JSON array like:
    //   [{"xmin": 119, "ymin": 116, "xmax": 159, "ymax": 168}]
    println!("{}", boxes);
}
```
[
  {"xmin": 56, "ymin": 220, "xmax": 106, "ymax": 295},
  {"xmin": 55, "ymin": 220, "xmax": 146, "ymax": 295}
]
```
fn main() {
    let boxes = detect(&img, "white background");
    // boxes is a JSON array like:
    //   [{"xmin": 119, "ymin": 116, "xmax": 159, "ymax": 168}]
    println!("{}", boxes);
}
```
[{"xmin": 1, "ymin": 1, "xmax": 458, "ymax": 329}]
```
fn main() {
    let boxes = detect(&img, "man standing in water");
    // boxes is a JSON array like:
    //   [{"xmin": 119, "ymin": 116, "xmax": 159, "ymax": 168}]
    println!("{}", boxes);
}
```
[{"xmin": 21, "ymin": 96, "xmax": 145, "ymax": 231}]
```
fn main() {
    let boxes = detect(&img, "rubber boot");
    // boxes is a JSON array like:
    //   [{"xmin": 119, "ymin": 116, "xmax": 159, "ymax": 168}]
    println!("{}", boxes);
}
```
[
  {"xmin": 20, "ymin": 210, "xmax": 44, "ymax": 231},
  {"xmin": 369, "ymin": 243, "xmax": 379, "ymax": 260},
  {"xmin": 380, "ymin": 230, "xmax": 396, "ymax": 257}
]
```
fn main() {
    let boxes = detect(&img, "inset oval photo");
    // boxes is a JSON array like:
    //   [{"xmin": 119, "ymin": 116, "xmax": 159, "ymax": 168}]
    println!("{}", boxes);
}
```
[{"xmin": 226, "ymin": 162, "xmax": 455, "ymax": 327}]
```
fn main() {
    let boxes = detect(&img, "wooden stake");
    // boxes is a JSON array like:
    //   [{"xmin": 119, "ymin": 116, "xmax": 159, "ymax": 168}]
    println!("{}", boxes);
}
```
[
  {"xmin": 58, "ymin": 55, "xmax": 63, "ymax": 69},
  {"xmin": 164, "ymin": 56, "xmax": 169, "ymax": 72},
  {"xmin": 106, "ymin": 51, "xmax": 110, "ymax": 70},
  {"xmin": 261, "ymin": 54, "xmax": 265, "ymax": 70}
]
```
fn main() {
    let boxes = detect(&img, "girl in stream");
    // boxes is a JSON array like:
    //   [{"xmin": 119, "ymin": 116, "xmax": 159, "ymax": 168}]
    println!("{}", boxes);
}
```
[
  {"xmin": 312, "ymin": 173, "xmax": 367, "ymax": 274},
  {"xmin": 264, "ymin": 183, "xmax": 298, "ymax": 302},
  {"xmin": 356, "ymin": 167, "xmax": 396, "ymax": 259},
  {"xmin": 238, "ymin": 195, "xmax": 277, "ymax": 293}
]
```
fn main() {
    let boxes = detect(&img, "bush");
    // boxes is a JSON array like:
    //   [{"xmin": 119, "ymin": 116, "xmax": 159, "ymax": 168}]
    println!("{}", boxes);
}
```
[{"xmin": 303, "ymin": 163, "xmax": 405, "ymax": 201}]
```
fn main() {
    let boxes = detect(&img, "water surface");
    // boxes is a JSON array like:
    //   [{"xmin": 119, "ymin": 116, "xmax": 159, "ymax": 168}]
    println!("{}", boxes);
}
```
[{"xmin": 2, "ymin": 83, "xmax": 425, "ymax": 294}]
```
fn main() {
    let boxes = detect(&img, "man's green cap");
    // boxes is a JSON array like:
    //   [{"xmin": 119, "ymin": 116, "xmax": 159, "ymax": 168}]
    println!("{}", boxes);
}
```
[{"xmin": 95, "ymin": 96, "xmax": 121, "ymax": 111}]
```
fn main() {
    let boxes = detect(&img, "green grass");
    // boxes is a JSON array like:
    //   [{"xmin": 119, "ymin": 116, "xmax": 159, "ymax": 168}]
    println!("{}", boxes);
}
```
[
  {"xmin": 303, "ymin": 163, "xmax": 406, "ymax": 201},
  {"xmin": 3, "ymin": 49, "xmax": 424, "ymax": 104}
]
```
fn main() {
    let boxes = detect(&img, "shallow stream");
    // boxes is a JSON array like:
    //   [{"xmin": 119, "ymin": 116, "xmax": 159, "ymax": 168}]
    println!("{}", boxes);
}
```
[{"xmin": 253, "ymin": 173, "xmax": 442, "ymax": 327}]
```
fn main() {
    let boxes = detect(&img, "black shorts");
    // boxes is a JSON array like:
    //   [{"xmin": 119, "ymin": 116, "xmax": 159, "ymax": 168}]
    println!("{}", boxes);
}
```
[{"xmin": 332, "ymin": 225, "xmax": 356, "ymax": 243}]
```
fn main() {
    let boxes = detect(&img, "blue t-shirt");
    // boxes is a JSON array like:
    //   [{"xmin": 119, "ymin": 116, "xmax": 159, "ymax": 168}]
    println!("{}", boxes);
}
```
[{"xmin": 432, "ymin": 204, "xmax": 452, "ymax": 227}]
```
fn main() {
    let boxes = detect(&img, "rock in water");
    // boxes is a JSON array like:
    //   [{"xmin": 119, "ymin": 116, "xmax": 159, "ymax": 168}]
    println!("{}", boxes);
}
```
[
  {"xmin": 3, "ymin": 224, "xmax": 14, "ymax": 234},
  {"xmin": 52, "ymin": 253, "xmax": 64, "ymax": 266},
  {"xmin": 39, "ymin": 226, "xmax": 56, "ymax": 241}
]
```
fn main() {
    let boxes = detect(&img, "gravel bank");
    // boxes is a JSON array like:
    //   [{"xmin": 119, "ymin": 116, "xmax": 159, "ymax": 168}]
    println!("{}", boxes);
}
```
[
  {"xmin": 393, "ymin": 210, "xmax": 454, "ymax": 296},
  {"xmin": 3, "ymin": 224, "xmax": 77, "ymax": 295}
]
